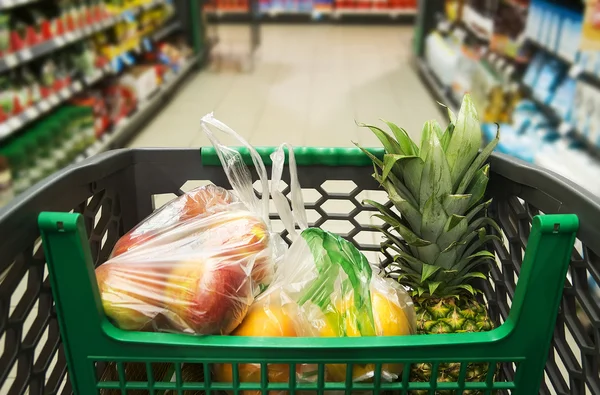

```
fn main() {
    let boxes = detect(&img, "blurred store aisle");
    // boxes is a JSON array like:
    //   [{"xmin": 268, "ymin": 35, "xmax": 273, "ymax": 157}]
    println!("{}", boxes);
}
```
[{"xmin": 128, "ymin": 24, "xmax": 441, "ymax": 149}]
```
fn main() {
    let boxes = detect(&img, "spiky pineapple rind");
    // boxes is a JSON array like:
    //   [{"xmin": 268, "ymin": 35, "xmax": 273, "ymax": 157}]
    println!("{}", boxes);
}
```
[{"xmin": 409, "ymin": 296, "xmax": 495, "ymax": 395}]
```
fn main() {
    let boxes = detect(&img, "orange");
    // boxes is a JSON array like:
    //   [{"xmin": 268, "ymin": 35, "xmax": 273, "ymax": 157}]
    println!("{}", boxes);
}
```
[{"xmin": 214, "ymin": 303, "xmax": 297, "ymax": 395}]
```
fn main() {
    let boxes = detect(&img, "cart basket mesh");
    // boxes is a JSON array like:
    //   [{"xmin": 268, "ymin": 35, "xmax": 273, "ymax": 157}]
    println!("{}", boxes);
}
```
[{"xmin": 0, "ymin": 147, "xmax": 599, "ymax": 395}]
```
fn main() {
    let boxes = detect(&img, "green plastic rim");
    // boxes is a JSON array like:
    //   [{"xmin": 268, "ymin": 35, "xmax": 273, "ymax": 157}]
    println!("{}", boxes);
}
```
[{"xmin": 201, "ymin": 146, "xmax": 384, "ymax": 166}]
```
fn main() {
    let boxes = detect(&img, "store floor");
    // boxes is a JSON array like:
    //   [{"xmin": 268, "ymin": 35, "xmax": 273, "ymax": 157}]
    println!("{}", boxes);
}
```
[{"xmin": 128, "ymin": 24, "xmax": 442, "ymax": 149}]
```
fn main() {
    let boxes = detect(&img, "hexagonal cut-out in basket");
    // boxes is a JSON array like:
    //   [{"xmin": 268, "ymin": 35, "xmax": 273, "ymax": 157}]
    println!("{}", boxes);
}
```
[
  {"xmin": 351, "ymin": 230, "xmax": 379, "ymax": 248},
  {"xmin": 320, "ymin": 180, "xmax": 358, "ymax": 196},
  {"xmin": 320, "ymin": 199, "xmax": 360, "ymax": 217},
  {"xmin": 152, "ymin": 193, "xmax": 179, "ymax": 211},
  {"xmin": 320, "ymin": 220, "xmax": 356, "ymax": 238},
  {"xmin": 352, "ymin": 209, "xmax": 384, "ymax": 228},
  {"xmin": 180, "ymin": 180, "xmax": 214, "ymax": 193},
  {"xmin": 253, "ymin": 179, "xmax": 289, "ymax": 195},
  {"xmin": 304, "ymin": 209, "xmax": 322, "ymax": 227},
  {"xmin": 288, "ymin": 188, "xmax": 324, "ymax": 206}
]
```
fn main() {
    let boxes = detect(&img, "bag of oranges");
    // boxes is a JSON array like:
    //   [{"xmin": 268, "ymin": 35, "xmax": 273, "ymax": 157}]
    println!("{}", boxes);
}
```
[{"xmin": 214, "ymin": 144, "xmax": 416, "ymax": 391}]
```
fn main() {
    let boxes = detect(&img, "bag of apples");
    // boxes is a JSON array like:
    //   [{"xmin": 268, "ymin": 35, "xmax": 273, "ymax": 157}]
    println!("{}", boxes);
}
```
[
  {"xmin": 213, "ymin": 143, "xmax": 417, "ymax": 392},
  {"xmin": 95, "ymin": 118, "xmax": 288, "ymax": 335}
]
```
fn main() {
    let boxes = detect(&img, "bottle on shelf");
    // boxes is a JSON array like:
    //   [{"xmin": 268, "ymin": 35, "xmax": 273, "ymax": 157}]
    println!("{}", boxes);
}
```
[
  {"xmin": 33, "ymin": 126, "xmax": 57, "ymax": 179},
  {"xmin": 4, "ymin": 140, "xmax": 30, "ymax": 194},
  {"xmin": 0, "ymin": 154, "xmax": 14, "ymax": 208},
  {"xmin": 22, "ymin": 132, "xmax": 43, "ymax": 186},
  {"xmin": 44, "ymin": 118, "xmax": 69, "ymax": 168}
]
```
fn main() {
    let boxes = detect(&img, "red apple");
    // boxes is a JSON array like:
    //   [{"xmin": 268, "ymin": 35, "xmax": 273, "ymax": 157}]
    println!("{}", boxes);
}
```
[
  {"xmin": 161, "ymin": 213, "xmax": 272, "ymax": 334},
  {"xmin": 162, "ymin": 259, "xmax": 255, "ymax": 334}
]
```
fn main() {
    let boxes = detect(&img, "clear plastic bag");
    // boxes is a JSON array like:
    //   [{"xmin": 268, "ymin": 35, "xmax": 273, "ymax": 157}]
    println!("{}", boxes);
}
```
[
  {"xmin": 96, "ymin": 114, "xmax": 303, "ymax": 336},
  {"xmin": 200, "ymin": 113, "xmax": 288, "ymax": 284},
  {"xmin": 97, "ymin": 112, "xmax": 297, "ymax": 334},
  {"xmin": 95, "ymin": 185, "xmax": 273, "ymax": 334},
  {"xmin": 214, "ymin": 143, "xmax": 416, "ymax": 390},
  {"xmin": 110, "ymin": 184, "xmax": 235, "ymax": 258}
]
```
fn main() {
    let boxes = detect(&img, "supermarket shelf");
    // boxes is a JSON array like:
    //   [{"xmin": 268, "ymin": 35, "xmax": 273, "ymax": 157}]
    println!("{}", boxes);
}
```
[
  {"xmin": 0, "ymin": 65, "xmax": 112, "ymax": 142},
  {"xmin": 262, "ymin": 9, "xmax": 326, "ymax": 16},
  {"xmin": 333, "ymin": 8, "xmax": 416, "ymax": 16},
  {"xmin": 528, "ymin": 39, "xmax": 600, "ymax": 90},
  {"xmin": 153, "ymin": 20, "xmax": 182, "ymax": 41},
  {"xmin": 79, "ymin": 54, "xmax": 200, "ymax": 158},
  {"xmin": 0, "ymin": 14, "xmax": 180, "ymax": 142},
  {"xmin": 521, "ymin": 85, "xmax": 563, "ymax": 125},
  {"xmin": 577, "ymin": 70, "xmax": 600, "ymax": 91},
  {"xmin": 414, "ymin": 57, "xmax": 459, "ymax": 115},
  {"xmin": 0, "ymin": 0, "xmax": 37, "ymax": 10},
  {"xmin": 205, "ymin": 8, "xmax": 416, "ymax": 21},
  {"xmin": 454, "ymin": 20, "xmax": 490, "ymax": 46},
  {"xmin": 460, "ymin": 20, "xmax": 490, "ymax": 43},
  {"xmin": 0, "ymin": 21, "xmax": 114, "ymax": 74},
  {"xmin": 521, "ymin": 44, "xmax": 600, "ymax": 157},
  {"xmin": 205, "ymin": 9, "xmax": 250, "ymax": 15},
  {"xmin": 521, "ymin": 84, "xmax": 600, "ymax": 159},
  {"xmin": 258, "ymin": 8, "xmax": 417, "ymax": 17},
  {"xmin": 0, "ymin": 0, "xmax": 166, "ymax": 74},
  {"xmin": 527, "ymin": 39, "xmax": 572, "ymax": 64}
]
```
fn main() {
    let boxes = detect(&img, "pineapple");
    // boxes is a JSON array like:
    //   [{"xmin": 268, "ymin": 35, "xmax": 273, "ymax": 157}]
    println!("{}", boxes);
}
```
[{"xmin": 355, "ymin": 94, "xmax": 500, "ymax": 394}]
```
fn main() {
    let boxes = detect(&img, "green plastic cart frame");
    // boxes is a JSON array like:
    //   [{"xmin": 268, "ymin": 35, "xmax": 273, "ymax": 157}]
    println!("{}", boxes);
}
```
[{"xmin": 2, "ymin": 147, "xmax": 600, "ymax": 395}]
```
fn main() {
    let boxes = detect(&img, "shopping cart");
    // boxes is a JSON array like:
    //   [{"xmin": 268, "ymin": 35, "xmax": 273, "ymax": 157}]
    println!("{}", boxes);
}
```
[{"xmin": 1, "ymin": 147, "xmax": 599, "ymax": 395}]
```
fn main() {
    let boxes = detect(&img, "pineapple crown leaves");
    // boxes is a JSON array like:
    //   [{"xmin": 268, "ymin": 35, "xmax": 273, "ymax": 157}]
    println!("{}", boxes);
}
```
[{"xmin": 356, "ymin": 94, "xmax": 501, "ymax": 299}]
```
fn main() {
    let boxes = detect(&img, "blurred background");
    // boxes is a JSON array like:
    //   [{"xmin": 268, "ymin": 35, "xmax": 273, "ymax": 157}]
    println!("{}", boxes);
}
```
[
  {"xmin": 0, "ymin": 1, "xmax": 599, "ymax": 394},
  {"xmin": 0, "ymin": 0, "xmax": 598, "ymax": 209}
]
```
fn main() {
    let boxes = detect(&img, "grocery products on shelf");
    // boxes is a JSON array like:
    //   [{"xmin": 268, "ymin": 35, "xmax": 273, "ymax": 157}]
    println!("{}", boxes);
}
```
[
  {"xmin": 0, "ymin": 0, "xmax": 171, "ymax": 74},
  {"xmin": 424, "ymin": 28, "xmax": 520, "ymax": 123},
  {"xmin": 418, "ymin": 0, "xmax": 600, "ymax": 199},
  {"xmin": 0, "ymin": 154, "xmax": 13, "ymax": 206},
  {"xmin": 156, "ymin": 39, "xmax": 192, "ymax": 71},
  {"xmin": 0, "ymin": 33, "xmax": 195, "ymax": 205},
  {"xmin": 262, "ymin": 0, "xmax": 319, "ymax": 13},
  {"xmin": 525, "ymin": 0, "xmax": 583, "ymax": 64},
  {"xmin": 519, "ymin": 50, "xmax": 600, "ymax": 152},
  {"xmin": 0, "ymin": 104, "xmax": 95, "ymax": 194},
  {"xmin": 0, "ymin": 0, "xmax": 205, "ymax": 392},
  {"xmin": 119, "ymin": 65, "xmax": 159, "ymax": 102},
  {"xmin": 524, "ymin": 0, "xmax": 600, "ymax": 81},
  {"xmin": 0, "ymin": 0, "xmax": 175, "ymax": 142},
  {"xmin": 0, "ymin": 0, "xmax": 108, "ymax": 55},
  {"xmin": 333, "ymin": 0, "xmax": 417, "ymax": 13},
  {"xmin": 206, "ymin": 0, "xmax": 417, "ymax": 16},
  {"xmin": 95, "ymin": 1, "xmax": 174, "ymax": 67},
  {"xmin": 205, "ymin": 0, "xmax": 250, "ymax": 13},
  {"xmin": 490, "ymin": 0, "xmax": 529, "ymax": 61},
  {"xmin": 482, "ymin": 114, "xmax": 600, "ymax": 197},
  {"xmin": 0, "ymin": 42, "xmax": 105, "ymax": 123},
  {"xmin": 480, "ymin": 64, "xmax": 600, "ymax": 196},
  {"xmin": 461, "ymin": 0, "xmax": 497, "ymax": 40}
]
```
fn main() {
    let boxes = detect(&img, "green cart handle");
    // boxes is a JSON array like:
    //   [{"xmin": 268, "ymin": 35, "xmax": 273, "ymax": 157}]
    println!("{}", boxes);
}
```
[{"xmin": 201, "ymin": 146, "xmax": 384, "ymax": 167}]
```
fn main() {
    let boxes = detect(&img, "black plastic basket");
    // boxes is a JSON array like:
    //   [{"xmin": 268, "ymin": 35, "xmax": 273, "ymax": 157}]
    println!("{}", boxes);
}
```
[{"xmin": 0, "ymin": 148, "xmax": 599, "ymax": 395}]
